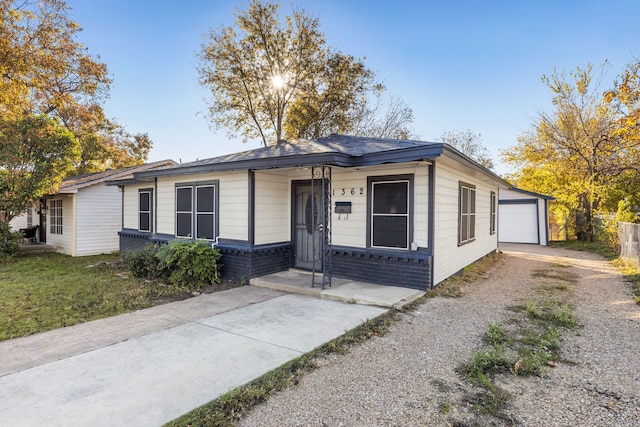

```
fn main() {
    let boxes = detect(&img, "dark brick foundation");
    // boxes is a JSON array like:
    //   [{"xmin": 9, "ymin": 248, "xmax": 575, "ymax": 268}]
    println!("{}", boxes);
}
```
[
  {"xmin": 331, "ymin": 245, "xmax": 432, "ymax": 290},
  {"xmin": 119, "ymin": 230, "xmax": 430, "ymax": 289},
  {"xmin": 118, "ymin": 230, "xmax": 291, "ymax": 283}
]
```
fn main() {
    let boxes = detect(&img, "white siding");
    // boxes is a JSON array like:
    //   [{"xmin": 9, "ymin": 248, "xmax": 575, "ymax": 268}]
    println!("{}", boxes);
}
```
[
  {"xmin": 46, "ymin": 196, "xmax": 74, "ymax": 255},
  {"xmin": 254, "ymin": 170, "xmax": 289, "ymax": 244},
  {"xmin": 432, "ymin": 158, "xmax": 499, "ymax": 285},
  {"xmin": 155, "ymin": 171, "xmax": 248, "ymax": 240},
  {"xmin": 9, "ymin": 212, "xmax": 29, "ymax": 231},
  {"xmin": 74, "ymin": 185, "xmax": 122, "ymax": 256},
  {"xmin": 122, "ymin": 183, "xmax": 151, "ymax": 230},
  {"xmin": 330, "ymin": 163, "xmax": 430, "ymax": 249}
]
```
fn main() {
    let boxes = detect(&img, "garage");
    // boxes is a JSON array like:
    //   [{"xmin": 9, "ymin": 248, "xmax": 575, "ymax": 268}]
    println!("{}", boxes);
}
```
[
  {"xmin": 498, "ymin": 188, "xmax": 554, "ymax": 246},
  {"xmin": 499, "ymin": 202, "xmax": 539, "ymax": 244}
]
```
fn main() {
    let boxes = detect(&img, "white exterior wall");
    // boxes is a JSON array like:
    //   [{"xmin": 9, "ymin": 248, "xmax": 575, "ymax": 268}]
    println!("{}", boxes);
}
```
[
  {"xmin": 74, "ymin": 185, "xmax": 122, "ymax": 256},
  {"xmin": 122, "ymin": 183, "xmax": 152, "ymax": 231},
  {"xmin": 250, "ymin": 164, "xmax": 431, "ymax": 248},
  {"xmin": 330, "ymin": 163, "xmax": 430, "ymax": 249},
  {"xmin": 155, "ymin": 171, "xmax": 248, "ymax": 241},
  {"xmin": 432, "ymin": 158, "xmax": 499, "ymax": 285},
  {"xmin": 9, "ymin": 212, "xmax": 29, "ymax": 231},
  {"xmin": 254, "ymin": 170, "xmax": 289, "ymax": 244},
  {"xmin": 46, "ymin": 195, "xmax": 75, "ymax": 256}
]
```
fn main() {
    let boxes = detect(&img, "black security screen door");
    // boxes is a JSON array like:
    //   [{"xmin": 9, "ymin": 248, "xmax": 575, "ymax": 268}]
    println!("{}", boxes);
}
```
[{"xmin": 294, "ymin": 184, "xmax": 322, "ymax": 270}]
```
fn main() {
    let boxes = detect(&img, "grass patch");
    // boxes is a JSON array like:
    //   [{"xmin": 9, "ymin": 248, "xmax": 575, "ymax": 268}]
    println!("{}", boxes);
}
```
[
  {"xmin": 532, "ymin": 269, "xmax": 578, "ymax": 284},
  {"xmin": 550, "ymin": 240, "xmax": 616, "ymax": 260},
  {"xmin": 614, "ymin": 258, "xmax": 640, "ymax": 305},
  {"xmin": 165, "ymin": 311, "xmax": 398, "ymax": 427},
  {"xmin": 419, "ymin": 252, "xmax": 504, "ymax": 302},
  {"xmin": 483, "ymin": 323, "xmax": 508, "ymax": 347},
  {"xmin": 536, "ymin": 283, "xmax": 572, "ymax": 294},
  {"xmin": 438, "ymin": 401, "xmax": 451, "ymax": 415},
  {"xmin": 520, "ymin": 300, "xmax": 577, "ymax": 328},
  {"xmin": 0, "ymin": 252, "xmax": 236, "ymax": 341}
]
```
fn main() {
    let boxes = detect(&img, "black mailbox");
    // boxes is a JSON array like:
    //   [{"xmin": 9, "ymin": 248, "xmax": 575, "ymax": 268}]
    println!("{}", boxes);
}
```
[{"xmin": 335, "ymin": 201, "xmax": 352, "ymax": 214}]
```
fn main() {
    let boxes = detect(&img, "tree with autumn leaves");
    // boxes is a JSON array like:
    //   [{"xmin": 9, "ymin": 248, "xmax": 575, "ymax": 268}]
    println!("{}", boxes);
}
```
[
  {"xmin": 502, "ymin": 61, "xmax": 640, "ymax": 241},
  {"xmin": 0, "ymin": 0, "xmax": 151, "ymax": 224},
  {"xmin": 197, "ymin": 0, "xmax": 414, "ymax": 147}
]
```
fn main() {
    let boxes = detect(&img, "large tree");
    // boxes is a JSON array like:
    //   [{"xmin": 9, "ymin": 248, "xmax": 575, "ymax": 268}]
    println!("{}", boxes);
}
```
[
  {"xmin": 502, "ymin": 63, "xmax": 640, "ymax": 241},
  {"xmin": 440, "ymin": 129, "xmax": 494, "ymax": 170},
  {"xmin": 198, "ymin": 0, "xmax": 413, "ymax": 146},
  {"xmin": 0, "ymin": 0, "xmax": 150, "ymax": 174},
  {"xmin": 0, "ymin": 115, "xmax": 80, "ymax": 224}
]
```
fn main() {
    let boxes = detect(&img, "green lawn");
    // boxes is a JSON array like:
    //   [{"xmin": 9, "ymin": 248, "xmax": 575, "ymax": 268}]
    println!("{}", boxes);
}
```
[{"xmin": 0, "ymin": 252, "xmax": 195, "ymax": 341}]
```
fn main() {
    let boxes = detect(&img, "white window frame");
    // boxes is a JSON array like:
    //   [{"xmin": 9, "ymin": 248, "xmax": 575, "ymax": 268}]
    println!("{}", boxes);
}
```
[
  {"xmin": 50, "ymin": 199, "xmax": 63, "ymax": 235},
  {"xmin": 490, "ymin": 191, "xmax": 497, "ymax": 235},
  {"xmin": 459, "ymin": 182, "xmax": 476, "ymax": 245}
]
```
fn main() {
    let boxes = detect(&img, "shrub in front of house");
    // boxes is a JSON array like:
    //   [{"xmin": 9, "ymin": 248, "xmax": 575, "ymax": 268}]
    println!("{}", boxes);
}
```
[
  {"xmin": 121, "ymin": 243, "xmax": 162, "ymax": 279},
  {"xmin": 156, "ymin": 240, "xmax": 222, "ymax": 290},
  {"xmin": 0, "ymin": 223, "xmax": 21, "ymax": 259},
  {"xmin": 122, "ymin": 240, "xmax": 222, "ymax": 291}
]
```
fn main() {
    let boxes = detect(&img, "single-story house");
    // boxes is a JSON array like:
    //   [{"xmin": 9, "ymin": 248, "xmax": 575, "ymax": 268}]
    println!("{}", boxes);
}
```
[
  {"xmin": 498, "ymin": 187, "xmax": 554, "ymax": 246},
  {"xmin": 112, "ymin": 135, "xmax": 511, "ymax": 290},
  {"xmin": 33, "ymin": 161, "xmax": 176, "ymax": 256}
]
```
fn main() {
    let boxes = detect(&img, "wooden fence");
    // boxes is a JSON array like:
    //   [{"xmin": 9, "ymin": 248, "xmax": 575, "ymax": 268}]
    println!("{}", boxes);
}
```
[{"xmin": 618, "ymin": 222, "xmax": 640, "ymax": 267}]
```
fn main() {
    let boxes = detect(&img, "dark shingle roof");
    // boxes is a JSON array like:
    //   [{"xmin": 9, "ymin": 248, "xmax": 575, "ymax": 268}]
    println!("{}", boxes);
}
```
[
  {"xmin": 57, "ymin": 160, "xmax": 177, "ymax": 192},
  {"xmin": 126, "ymin": 135, "xmax": 510, "ymax": 188},
  {"xmin": 135, "ymin": 135, "xmax": 445, "ymax": 179}
]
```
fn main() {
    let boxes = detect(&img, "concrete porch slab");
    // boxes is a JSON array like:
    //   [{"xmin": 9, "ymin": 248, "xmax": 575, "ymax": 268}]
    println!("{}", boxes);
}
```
[{"xmin": 251, "ymin": 269, "xmax": 425, "ymax": 309}]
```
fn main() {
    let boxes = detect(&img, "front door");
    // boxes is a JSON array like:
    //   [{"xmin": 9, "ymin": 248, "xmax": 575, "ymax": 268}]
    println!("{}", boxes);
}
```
[{"xmin": 293, "ymin": 184, "xmax": 322, "ymax": 270}]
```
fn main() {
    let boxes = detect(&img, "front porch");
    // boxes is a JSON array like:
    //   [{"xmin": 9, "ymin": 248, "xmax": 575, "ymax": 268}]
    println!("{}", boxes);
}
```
[{"xmin": 251, "ymin": 269, "xmax": 425, "ymax": 309}]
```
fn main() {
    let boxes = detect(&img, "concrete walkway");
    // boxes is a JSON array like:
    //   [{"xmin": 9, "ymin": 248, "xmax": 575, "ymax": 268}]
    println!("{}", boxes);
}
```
[{"xmin": 0, "ymin": 285, "xmax": 394, "ymax": 426}]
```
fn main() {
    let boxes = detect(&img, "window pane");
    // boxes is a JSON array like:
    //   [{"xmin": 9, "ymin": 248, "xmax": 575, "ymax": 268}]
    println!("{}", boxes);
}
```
[
  {"xmin": 461, "ymin": 187, "xmax": 469, "ymax": 212},
  {"xmin": 373, "ymin": 182, "xmax": 407, "ymax": 214},
  {"xmin": 470, "ymin": 215, "xmax": 476, "ymax": 239},
  {"xmin": 373, "ymin": 216, "xmax": 407, "ymax": 248},
  {"xmin": 461, "ymin": 215, "xmax": 468, "ymax": 241},
  {"xmin": 139, "ymin": 213, "xmax": 150, "ymax": 232},
  {"xmin": 176, "ymin": 213, "xmax": 191, "ymax": 237},
  {"xmin": 470, "ymin": 189, "xmax": 476, "ymax": 213},
  {"xmin": 196, "ymin": 186, "xmax": 215, "ymax": 212},
  {"xmin": 139, "ymin": 192, "xmax": 150, "ymax": 211},
  {"xmin": 176, "ymin": 187, "xmax": 192, "ymax": 212},
  {"xmin": 196, "ymin": 214, "xmax": 214, "ymax": 239}
]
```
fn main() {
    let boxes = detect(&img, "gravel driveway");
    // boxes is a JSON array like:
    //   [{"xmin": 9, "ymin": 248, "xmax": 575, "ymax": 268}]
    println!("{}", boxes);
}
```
[{"xmin": 239, "ymin": 243, "xmax": 640, "ymax": 426}]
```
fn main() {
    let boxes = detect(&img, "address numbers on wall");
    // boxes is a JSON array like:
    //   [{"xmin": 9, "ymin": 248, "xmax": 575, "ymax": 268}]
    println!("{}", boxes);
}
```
[{"xmin": 332, "ymin": 188, "xmax": 365, "ymax": 196}]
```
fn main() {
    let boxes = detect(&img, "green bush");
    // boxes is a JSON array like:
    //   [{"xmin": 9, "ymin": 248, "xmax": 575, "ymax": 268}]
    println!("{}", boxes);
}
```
[
  {"xmin": 156, "ymin": 240, "xmax": 222, "ymax": 290},
  {"xmin": 0, "ymin": 223, "xmax": 21, "ymax": 259},
  {"xmin": 121, "ymin": 244, "xmax": 162, "ymax": 279}
]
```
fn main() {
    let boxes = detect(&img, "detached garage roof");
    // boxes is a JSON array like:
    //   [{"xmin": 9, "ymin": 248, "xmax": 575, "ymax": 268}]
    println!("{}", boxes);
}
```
[{"xmin": 501, "ymin": 187, "xmax": 555, "ymax": 201}]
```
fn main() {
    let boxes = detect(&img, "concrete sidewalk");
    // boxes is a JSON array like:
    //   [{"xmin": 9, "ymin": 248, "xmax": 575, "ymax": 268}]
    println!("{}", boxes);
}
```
[{"xmin": 0, "ymin": 286, "xmax": 388, "ymax": 426}]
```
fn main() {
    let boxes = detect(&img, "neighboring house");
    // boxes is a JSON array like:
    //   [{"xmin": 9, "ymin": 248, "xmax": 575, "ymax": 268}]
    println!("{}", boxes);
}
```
[
  {"xmin": 498, "ymin": 187, "xmax": 554, "ymax": 246},
  {"xmin": 39, "ymin": 161, "xmax": 176, "ymax": 256},
  {"xmin": 112, "ymin": 135, "xmax": 511, "ymax": 291}
]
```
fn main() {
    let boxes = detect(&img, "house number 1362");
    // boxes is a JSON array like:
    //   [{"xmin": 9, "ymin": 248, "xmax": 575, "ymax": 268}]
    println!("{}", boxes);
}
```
[{"xmin": 333, "ymin": 188, "xmax": 364, "ymax": 196}]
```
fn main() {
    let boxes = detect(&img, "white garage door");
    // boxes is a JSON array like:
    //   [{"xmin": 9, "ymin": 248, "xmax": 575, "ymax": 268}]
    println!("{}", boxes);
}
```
[{"xmin": 499, "ymin": 203, "xmax": 538, "ymax": 244}]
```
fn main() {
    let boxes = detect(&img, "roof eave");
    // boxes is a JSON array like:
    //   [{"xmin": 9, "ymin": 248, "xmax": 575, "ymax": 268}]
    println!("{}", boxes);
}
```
[{"xmin": 442, "ymin": 145, "xmax": 512, "ymax": 188}]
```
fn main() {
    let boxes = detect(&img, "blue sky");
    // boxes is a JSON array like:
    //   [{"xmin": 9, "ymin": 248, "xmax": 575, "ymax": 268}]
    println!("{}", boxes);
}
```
[{"xmin": 64, "ymin": 0, "xmax": 639, "ymax": 176}]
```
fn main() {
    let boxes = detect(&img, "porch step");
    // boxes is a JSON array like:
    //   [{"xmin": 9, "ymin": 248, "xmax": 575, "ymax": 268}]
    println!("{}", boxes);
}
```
[
  {"xmin": 18, "ymin": 244, "xmax": 54, "ymax": 255},
  {"xmin": 250, "ymin": 270, "xmax": 326, "ymax": 297},
  {"xmin": 251, "ymin": 270, "xmax": 425, "ymax": 309}
]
